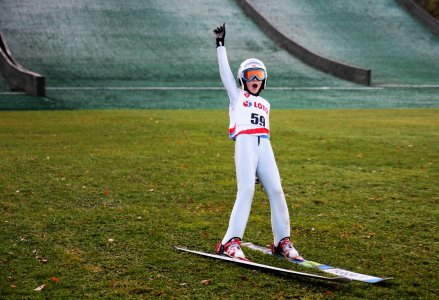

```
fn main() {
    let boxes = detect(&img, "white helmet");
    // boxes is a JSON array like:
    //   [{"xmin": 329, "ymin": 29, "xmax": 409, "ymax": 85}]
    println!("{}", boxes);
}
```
[{"xmin": 237, "ymin": 58, "xmax": 268, "ymax": 89}]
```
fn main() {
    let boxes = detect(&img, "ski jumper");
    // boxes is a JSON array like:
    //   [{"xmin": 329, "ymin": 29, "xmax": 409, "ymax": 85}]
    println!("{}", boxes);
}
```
[{"xmin": 217, "ymin": 46, "xmax": 291, "ymax": 246}]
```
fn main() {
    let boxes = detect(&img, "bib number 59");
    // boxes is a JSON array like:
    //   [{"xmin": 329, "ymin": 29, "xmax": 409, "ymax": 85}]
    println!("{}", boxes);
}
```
[{"xmin": 250, "ymin": 113, "xmax": 266, "ymax": 127}]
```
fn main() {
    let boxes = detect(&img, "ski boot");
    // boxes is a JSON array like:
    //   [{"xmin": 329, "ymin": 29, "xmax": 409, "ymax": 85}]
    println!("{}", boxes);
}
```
[
  {"xmin": 216, "ymin": 237, "xmax": 249, "ymax": 261},
  {"xmin": 272, "ymin": 237, "xmax": 304, "ymax": 261}
]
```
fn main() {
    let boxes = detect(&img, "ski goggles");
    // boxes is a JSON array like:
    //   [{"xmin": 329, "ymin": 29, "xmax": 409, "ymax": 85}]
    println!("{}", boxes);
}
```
[{"xmin": 242, "ymin": 68, "xmax": 266, "ymax": 81}]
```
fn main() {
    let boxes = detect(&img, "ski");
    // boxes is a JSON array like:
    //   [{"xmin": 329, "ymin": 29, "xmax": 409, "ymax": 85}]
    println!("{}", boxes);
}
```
[
  {"xmin": 242, "ymin": 242, "xmax": 393, "ymax": 283},
  {"xmin": 175, "ymin": 246, "xmax": 350, "ymax": 283}
]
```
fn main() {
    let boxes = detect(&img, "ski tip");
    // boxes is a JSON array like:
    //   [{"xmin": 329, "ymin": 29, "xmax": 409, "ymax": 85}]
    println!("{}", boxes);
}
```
[{"xmin": 368, "ymin": 277, "xmax": 394, "ymax": 284}]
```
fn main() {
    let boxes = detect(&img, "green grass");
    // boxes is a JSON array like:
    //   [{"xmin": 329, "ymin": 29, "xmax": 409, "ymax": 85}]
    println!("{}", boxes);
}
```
[{"xmin": 0, "ymin": 109, "xmax": 438, "ymax": 299}]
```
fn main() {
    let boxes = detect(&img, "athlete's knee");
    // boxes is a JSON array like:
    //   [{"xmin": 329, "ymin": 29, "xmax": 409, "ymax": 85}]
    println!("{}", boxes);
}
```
[
  {"xmin": 237, "ymin": 182, "xmax": 255, "ymax": 198},
  {"xmin": 266, "ymin": 185, "xmax": 284, "ymax": 200}
]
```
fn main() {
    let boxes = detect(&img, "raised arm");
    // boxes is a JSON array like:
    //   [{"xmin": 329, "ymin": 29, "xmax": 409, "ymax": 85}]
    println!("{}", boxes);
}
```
[{"xmin": 214, "ymin": 23, "xmax": 240, "ymax": 102}]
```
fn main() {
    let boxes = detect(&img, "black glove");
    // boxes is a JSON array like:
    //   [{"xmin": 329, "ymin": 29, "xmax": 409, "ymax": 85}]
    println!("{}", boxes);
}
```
[{"xmin": 213, "ymin": 23, "xmax": 226, "ymax": 47}]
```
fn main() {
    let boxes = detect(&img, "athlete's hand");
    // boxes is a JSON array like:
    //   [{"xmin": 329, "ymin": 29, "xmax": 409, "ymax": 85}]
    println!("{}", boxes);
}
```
[{"xmin": 214, "ymin": 23, "xmax": 226, "ymax": 47}]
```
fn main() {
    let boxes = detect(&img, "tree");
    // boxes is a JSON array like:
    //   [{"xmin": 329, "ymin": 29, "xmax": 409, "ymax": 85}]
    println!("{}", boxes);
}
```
[{"xmin": 416, "ymin": 0, "xmax": 439, "ymax": 20}]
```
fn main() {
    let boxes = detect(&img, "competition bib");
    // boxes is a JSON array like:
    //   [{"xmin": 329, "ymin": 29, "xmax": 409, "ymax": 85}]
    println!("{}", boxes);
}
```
[{"xmin": 229, "ymin": 91, "xmax": 270, "ymax": 139}]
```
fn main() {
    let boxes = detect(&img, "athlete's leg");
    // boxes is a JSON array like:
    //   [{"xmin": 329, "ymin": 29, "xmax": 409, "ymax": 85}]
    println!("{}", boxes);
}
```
[
  {"xmin": 222, "ymin": 135, "xmax": 258, "ymax": 244},
  {"xmin": 256, "ymin": 138, "xmax": 290, "ymax": 246}
]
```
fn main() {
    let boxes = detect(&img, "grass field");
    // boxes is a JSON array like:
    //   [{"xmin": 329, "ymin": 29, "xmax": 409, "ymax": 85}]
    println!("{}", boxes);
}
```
[{"xmin": 0, "ymin": 109, "xmax": 438, "ymax": 299}]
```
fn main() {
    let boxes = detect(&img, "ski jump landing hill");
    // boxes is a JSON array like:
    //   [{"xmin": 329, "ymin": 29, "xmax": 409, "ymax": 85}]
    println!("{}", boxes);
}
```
[
  {"xmin": 240, "ymin": 0, "xmax": 439, "ymax": 87},
  {"xmin": 236, "ymin": 0, "xmax": 372, "ymax": 86},
  {"xmin": 0, "ymin": 32, "xmax": 45, "ymax": 97},
  {"xmin": 0, "ymin": 0, "xmax": 438, "ymax": 109}
]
